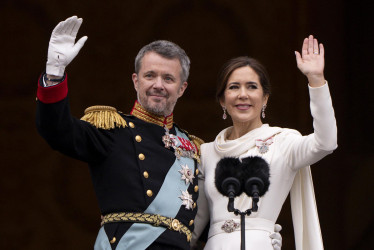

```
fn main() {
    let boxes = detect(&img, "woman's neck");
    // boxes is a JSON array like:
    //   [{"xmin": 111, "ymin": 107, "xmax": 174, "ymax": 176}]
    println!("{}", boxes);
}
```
[{"xmin": 226, "ymin": 120, "xmax": 263, "ymax": 140}]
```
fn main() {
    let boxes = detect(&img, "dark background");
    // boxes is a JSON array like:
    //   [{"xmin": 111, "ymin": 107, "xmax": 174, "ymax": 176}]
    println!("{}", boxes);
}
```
[{"xmin": 1, "ymin": 0, "xmax": 373, "ymax": 249}]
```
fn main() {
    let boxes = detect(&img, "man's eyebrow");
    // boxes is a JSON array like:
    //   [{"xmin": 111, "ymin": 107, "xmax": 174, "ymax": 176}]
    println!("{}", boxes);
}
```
[{"xmin": 164, "ymin": 73, "xmax": 176, "ymax": 79}]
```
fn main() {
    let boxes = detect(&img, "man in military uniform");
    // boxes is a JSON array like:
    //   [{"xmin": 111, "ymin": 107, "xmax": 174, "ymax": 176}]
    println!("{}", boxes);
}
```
[{"xmin": 36, "ymin": 16, "xmax": 282, "ymax": 249}]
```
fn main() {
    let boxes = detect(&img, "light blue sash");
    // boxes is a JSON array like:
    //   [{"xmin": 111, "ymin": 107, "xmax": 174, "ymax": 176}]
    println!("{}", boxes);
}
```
[{"xmin": 94, "ymin": 127, "xmax": 195, "ymax": 250}]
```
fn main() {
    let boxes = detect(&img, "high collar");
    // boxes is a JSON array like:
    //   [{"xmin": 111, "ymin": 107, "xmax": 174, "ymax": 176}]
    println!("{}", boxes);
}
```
[
  {"xmin": 214, "ymin": 124, "xmax": 283, "ymax": 157},
  {"xmin": 130, "ymin": 100, "xmax": 174, "ymax": 129}
]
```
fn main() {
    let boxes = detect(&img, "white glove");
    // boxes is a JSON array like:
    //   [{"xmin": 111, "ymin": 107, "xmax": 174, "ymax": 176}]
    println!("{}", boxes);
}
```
[
  {"xmin": 46, "ymin": 16, "xmax": 88, "ymax": 76},
  {"xmin": 270, "ymin": 224, "xmax": 282, "ymax": 250}
]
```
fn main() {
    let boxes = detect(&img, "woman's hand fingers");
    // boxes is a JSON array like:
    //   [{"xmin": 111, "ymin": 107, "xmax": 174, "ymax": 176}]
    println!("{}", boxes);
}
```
[{"xmin": 308, "ymin": 35, "xmax": 314, "ymax": 55}]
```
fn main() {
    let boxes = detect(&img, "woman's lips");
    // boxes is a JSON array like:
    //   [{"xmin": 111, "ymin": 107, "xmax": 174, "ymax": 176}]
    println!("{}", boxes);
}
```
[{"xmin": 235, "ymin": 104, "xmax": 251, "ymax": 110}]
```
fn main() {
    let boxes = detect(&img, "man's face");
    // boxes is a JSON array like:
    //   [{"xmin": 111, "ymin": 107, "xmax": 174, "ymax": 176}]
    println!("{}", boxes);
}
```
[{"xmin": 132, "ymin": 52, "xmax": 188, "ymax": 116}]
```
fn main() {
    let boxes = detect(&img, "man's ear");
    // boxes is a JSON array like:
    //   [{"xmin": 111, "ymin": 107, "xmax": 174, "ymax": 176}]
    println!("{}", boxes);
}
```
[
  {"xmin": 178, "ymin": 81, "xmax": 188, "ymax": 97},
  {"xmin": 132, "ymin": 73, "xmax": 138, "ymax": 91}
]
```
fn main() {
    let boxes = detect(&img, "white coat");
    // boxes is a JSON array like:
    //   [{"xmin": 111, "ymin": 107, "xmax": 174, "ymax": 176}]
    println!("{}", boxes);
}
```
[{"xmin": 192, "ymin": 83, "xmax": 337, "ymax": 250}]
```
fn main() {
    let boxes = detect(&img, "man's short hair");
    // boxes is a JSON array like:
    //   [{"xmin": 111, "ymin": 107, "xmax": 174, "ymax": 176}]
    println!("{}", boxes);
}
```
[{"xmin": 135, "ymin": 40, "xmax": 190, "ymax": 83}]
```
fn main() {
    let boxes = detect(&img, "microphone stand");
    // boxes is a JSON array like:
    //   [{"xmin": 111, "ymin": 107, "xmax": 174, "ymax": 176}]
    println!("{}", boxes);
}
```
[
  {"xmin": 227, "ymin": 198, "xmax": 259, "ymax": 250},
  {"xmin": 217, "ymin": 157, "xmax": 269, "ymax": 250}
]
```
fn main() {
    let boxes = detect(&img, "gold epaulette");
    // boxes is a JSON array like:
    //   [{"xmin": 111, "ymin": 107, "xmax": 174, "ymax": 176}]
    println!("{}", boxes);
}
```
[
  {"xmin": 80, "ymin": 105, "xmax": 127, "ymax": 130},
  {"xmin": 188, "ymin": 134, "xmax": 204, "ymax": 156}
]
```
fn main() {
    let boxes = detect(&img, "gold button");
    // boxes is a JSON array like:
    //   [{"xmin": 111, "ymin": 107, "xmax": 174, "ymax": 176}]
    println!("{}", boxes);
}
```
[
  {"xmin": 135, "ymin": 135, "xmax": 142, "ymax": 142},
  {"xmin": 143, "ymin": 171, "xmax": 149, "ymax": 178},
  {"xmin": 138, "ymin": 153, "xmax": 145, "ymax": 160},
  {"xmin": 189, "ymin": 220, "xmax": 194, "ymax": 226},
  {"xmin": 147, "ymin": 190, "xmax": 153, "ymax": 197},
  {"xmin": 35, "ymin": 97, "xmax": 38, "ymax": 101},
  {"xmin": 193, "ymin": 202, "xmax": 196, "ymax": 209},
  {"xmin": 129, "ymin": 122, "xmax": 135, "ymax": 128},
  {"xmin": 171, "ymin": 219, "xmax": 181, "ymax": 231},
  {"xmin": 194, "ymin": 185, "xmax": 199, "ymax": 192},
  {"xmin": 110, "ymin": 237, "xmax": 116, "ymax": 244},
  {"xmin": 195, "ymin": 169, "xmax": 199, "ymax": 175}
]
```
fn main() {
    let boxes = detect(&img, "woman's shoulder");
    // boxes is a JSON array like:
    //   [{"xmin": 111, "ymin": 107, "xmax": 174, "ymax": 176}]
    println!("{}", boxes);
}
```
[
  {"xmin": 201, "ymin": 141, "xmax": 215, "ymax": 152},
  {"xmin": 272, "ymin": 127, "xmax": 302, "ymax": 145},
  {"xmin": 264, "ymin": 125, "xmax": 301, "ymax": 137},
  {"xmin": 279, "ymin": 127, "xmax": 301, "ymax": 136}
]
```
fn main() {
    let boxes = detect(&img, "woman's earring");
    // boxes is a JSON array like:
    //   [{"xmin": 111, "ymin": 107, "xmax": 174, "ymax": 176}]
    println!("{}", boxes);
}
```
[
  {"xmin": 222, "ymin": 107, "xmax": 227, "ymax": 120},
  {"xmin": 262, "ymin": 104, "xmax": 267, "ymax": 119}
]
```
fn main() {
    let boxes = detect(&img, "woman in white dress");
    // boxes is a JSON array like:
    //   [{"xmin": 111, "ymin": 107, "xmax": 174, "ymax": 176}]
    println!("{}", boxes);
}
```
[{"xmin": 192, "ymin": 35, "xmax": 337, "ymax": 250}]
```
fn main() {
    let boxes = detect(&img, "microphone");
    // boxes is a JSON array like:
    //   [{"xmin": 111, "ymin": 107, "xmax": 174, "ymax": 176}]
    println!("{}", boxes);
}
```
[
  {"xmin": 215, "ymin": 156, "xmax": 270, "ymax": 250},
  {"xmin": 215, "ymin": 157, "xmax": 243, "ymax": 212},
  {"xmin": 240, "ymin": 156, "xmax": 270, "ymax": 211}
]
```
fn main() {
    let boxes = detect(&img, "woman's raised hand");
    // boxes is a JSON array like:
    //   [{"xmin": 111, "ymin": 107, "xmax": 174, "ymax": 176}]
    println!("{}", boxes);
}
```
[{"xmin": 295, "ymin": 35, "xmax": 326, "ymax": 87}]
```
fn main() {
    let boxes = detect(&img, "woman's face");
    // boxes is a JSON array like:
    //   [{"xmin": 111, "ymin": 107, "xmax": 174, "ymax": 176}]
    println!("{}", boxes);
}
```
[{"xmin": 220, "ymin": 66, "xmax": 268, "ymax": 126}]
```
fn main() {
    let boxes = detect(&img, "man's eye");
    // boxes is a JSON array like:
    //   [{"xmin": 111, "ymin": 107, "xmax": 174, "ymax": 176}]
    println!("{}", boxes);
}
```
[{"xmin": 249, "ymin": 85, "xmax": 258, "ymax": 89}]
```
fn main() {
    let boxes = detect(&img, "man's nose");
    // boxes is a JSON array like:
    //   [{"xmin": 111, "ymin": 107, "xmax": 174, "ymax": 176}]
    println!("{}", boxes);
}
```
[{"xmin": 153, "ymin": 77, "xmax": 164, "ymax": 89}]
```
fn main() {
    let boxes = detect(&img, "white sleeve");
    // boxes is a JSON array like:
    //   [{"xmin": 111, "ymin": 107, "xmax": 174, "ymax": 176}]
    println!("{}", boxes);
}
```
[
  {"xmin": 191, "ymin": 161, "xmax": 210, "ymax": 247},
  {"xmin": 285, "ymin": 82, "xmax": 338, "ymax": 170}
]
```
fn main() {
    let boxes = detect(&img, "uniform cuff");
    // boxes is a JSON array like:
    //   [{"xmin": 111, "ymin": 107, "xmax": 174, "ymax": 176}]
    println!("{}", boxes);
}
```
[{"xmin": 36, "ymin": 73, "xmax": 68, "ymax": 103}]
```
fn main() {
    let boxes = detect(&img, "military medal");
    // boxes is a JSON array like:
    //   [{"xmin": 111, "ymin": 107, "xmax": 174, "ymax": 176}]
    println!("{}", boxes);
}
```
[
  {"xmin": 179, "ymin": 190, "xmax": 194, "ymax": 210},
  {"xmin": 179, "ymin": 164, "xmax": 195, "ymax": 185},
  {"xmin": 255, "ymin": 137, "xmax": 274, "ymax": 154},
  {"xmin": 162, "ymin": 126, "xmax": 200, "ymax": 162}
]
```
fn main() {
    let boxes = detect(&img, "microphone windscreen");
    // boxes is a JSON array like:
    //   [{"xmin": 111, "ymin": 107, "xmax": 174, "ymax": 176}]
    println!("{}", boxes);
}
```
[
  {"xmin": 240, "ymin": 156, "xmax": 270, "ymax": 196},
  {"xmin": 215, "ymin": 157, "xmax": 243, "ymax": 197}
]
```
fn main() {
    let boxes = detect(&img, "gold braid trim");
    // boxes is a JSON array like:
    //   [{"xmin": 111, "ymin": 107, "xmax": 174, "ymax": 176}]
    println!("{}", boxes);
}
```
[
  {"xmin": 80, "ymin": 105, "xmax": 127, "ymax": 130},
  {"xmin": 189, "ymin": 135, "xmax": 204, "ymax": 156},
  {"xmin": 101, "ymin": 212, "xmax": 192, "ymax": 242}
]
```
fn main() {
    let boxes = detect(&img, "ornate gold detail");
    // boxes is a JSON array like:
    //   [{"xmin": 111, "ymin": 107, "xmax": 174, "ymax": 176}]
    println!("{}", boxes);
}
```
[
  {"xmin": 101, "ymin": 212, "xmax": 192, "ymax": 242},
  {"xmin": 189, "ymin": 135, "xmax": 204, "ymax": 156},
  {"xmin": 171, "ymin": 219, "xmax": 181, "ymax": 231},
  {"xmin": 130, "ymin": 101, "xmax": 173, "ymax": 129},
  {"xmin": 80, "ymin": 105, "xmax": 127, "ymax": 130}
]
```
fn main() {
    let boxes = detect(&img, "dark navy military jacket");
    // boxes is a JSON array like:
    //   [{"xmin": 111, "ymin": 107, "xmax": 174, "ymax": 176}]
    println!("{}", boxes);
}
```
[{"xmin": 36, "ymin": 85, "xmax": 200, "ymax": 249}]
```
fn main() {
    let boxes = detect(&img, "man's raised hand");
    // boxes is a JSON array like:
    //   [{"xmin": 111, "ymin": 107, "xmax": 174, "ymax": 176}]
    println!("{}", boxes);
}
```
[{"xmin": 46, "ymin": 16, "xmax": 88, "ymax": 77}]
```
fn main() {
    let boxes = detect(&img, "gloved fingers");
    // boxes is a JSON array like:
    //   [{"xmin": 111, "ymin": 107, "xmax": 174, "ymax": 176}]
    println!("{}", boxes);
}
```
[
  {"xmin": 274, "ymin": 224, "xmax": 282, "ymax": 232},
  {"xmin": 61, "ymin": 16, "xmax": 77, "ymax": 35},
  {"xmin": 74, "ymin": 36, "xmax": 88, "ymax": 51},
  {"xmin": 64, "ymin": 17, "xmax": 78, "ymax": 36},
  {"xmin": 269, "ymin": 232, "xmax": 282, "ymax": 240},
  {"xmin": 51, "ymin": 20, "xmax": 65, "ymax": 36},
  {"xmin": 272, "ymin": 239, "xmax": 282, "ymax": 248},
  {"xmin": 71, "ymin": 18, "xmax": 83, "ymax": 38}
]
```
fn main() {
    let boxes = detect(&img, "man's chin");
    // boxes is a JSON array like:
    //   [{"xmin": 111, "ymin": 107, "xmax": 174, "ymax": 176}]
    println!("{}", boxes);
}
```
[{"xmin": 144, "ymin": 102, "xmax": 168, "ymax": 116}]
